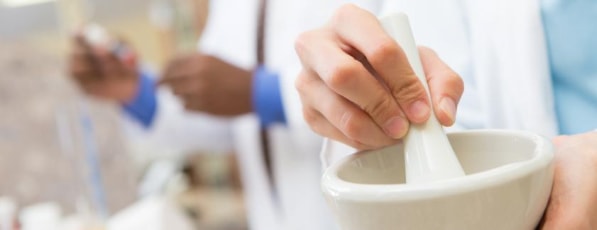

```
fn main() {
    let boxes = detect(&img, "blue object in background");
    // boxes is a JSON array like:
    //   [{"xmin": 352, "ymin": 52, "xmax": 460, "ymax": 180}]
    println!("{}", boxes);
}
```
[
  {"xmin": 253, "ymin": 65, "xmax": 287, "ymax": 128},
  {"xmin": 122, "ymin": 72, "xmax": 157, "ymax": 128},
  {"xmin": 541, "ymin": 0, "xmax": 597, "ymax": 134}
]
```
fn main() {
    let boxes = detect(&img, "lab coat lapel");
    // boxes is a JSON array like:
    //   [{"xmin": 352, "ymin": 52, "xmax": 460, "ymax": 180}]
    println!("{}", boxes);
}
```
[{"xmin": 465, "ymin": 0, "xmax": 558, "ymax": 137}]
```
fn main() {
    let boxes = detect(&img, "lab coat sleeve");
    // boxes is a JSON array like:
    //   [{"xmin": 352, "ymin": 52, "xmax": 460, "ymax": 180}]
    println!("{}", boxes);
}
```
[
  {"xmin": 123, "ymin": 88, "xmax": 235, "ymax": 156},
  {"xmin": 114, "ymin": 65, "xmax": 233, "ymax": 155}
]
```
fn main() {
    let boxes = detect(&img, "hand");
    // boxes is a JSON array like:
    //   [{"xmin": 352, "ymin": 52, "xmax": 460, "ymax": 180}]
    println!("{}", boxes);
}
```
[
  {"xmin": 294, "ymin": 4, "xmax": 463, "ymax": 150},
  {"xmin": 159, "ymin": 53, "xmax": 253, "ymax": 116},
  {"xmin": 68, "ymin": 35, "xmax": 139, "ymax": 103},
  {"xmin": 540, "ymin": 132, "xmax": 597, "ymax": 229}
]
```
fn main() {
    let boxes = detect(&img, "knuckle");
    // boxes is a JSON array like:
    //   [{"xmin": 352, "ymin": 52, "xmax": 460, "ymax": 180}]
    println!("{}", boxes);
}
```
[
  {"xmin": 341, "ymin": 112, "xmax": 366, "ymax": 140},
  {"xmin": 295, "ymin": 30, "xmax": 325, "ymax": 55},
  {"xmin": 302, "ymin": 108, "xmax": 318, "ymax": 125},
  {"xmin": 294, "ymin": 77, "xmax": 305, "ymax": 92},
  {"xmin": 327, "ymin": 61, "xmax": 360, "ymax": 90},
  {"xmin": 331, "ymin": 4, "xmax": 359, "ymax": 26},
  {"xmin": 392, "ymin": 75, "xmax": 426, "ymax": 103},
  {"xmin": 343, "ymin": 122, "xmax": 361, "ymax": 140},
  {"xmin": 367, "ymin": 39, "xmax": 400, "ymax": 68},
  {"xmin": 294, "ymin": 31, "xmax": 313, "ymax": 54},
  {"xmin": 429, "ymin": 70, "xmax": 464, "ymax": 98},
  {"xmin": 294, "ymin": 71, "xmax": 312, "ymax": 93},
  {"xmin": 302, "ymin": 108, "xmax": 324, "ymax": 134},
  {"xmin": 338, "ymin": 3, "xmax": 359, "ymax": 13},
  {"xmin": 363, "ymin": 95, "xmax": 395, "ymax": 122}
]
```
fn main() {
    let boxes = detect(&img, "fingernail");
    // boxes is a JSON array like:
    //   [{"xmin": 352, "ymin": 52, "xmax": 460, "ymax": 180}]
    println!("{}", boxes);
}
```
[
  {"xmin": 409, "ymin": 100, "xmax": 430, "ymax": 122},
  {"xmin": 440, "ymin": 98, "xmax": 456, "ymax": 123},
  {"xmin": 384, "ymin": 116, "xmax": 409, "ymax": 139}
]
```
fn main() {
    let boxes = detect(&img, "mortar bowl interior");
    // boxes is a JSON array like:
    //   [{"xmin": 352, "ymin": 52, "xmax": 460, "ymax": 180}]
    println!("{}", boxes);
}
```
[{"xmin": 322, "ymin": 130, "xmax": 554, "ymax": 230}]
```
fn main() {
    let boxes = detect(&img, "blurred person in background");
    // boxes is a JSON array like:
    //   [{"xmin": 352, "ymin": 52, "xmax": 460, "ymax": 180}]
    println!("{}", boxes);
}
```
[
  {"xmin": 68, "ymin": 0, "xmax": 351, "ymax": 229},
  {"xmin": 294, "ymin": 1, "xmax": 597, "ymax": 229},
  {"xmin": 69, "ymin": 31, "xmax": 235, "ymax": 158}
]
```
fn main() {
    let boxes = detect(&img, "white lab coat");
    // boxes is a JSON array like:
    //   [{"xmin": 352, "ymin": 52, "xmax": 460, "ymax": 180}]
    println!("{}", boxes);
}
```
[{"xmin": 124, "ymin": 89, "xmax": 235, "ymax": 157}]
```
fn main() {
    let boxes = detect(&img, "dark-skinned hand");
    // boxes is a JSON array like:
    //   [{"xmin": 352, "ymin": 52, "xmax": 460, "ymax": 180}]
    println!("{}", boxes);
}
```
[
  {"xmin": 159, "ymin": 53, "xmax": 253, "ymax": 116},
  {"xmin": 68, "ymin": 35, "xmax": 139, "ymax": 103}
]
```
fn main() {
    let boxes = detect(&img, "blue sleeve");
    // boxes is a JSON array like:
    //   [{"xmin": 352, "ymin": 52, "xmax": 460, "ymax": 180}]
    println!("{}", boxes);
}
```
[
  {"xmin": 122, "ymin": 71, "xmax": 157, "ymax": 128},
  {"xmin": 252, "ymin": 65, "xmax": 287, "ymax": 128}
]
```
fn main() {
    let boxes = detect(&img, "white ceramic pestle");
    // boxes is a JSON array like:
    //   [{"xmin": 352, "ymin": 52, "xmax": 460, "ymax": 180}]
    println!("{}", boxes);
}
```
[{"xmin": 379, "ymin": 13, "xmax": 465, "ymax": 183}]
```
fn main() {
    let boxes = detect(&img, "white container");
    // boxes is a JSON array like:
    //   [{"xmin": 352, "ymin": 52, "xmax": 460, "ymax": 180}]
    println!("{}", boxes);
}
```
[{"xmin": 322, "ymin": 130, "xmax": 554, "ymax": 230}]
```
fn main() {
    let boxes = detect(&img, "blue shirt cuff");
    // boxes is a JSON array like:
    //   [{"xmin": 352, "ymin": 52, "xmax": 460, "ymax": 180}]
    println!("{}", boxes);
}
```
[
  {"xmin": 122, "ymin": 72, "xmax": 157, "ymax": 127},
  {"xmin": 253, "ymin": 65, "xmax": 287, "ymax": 127}
]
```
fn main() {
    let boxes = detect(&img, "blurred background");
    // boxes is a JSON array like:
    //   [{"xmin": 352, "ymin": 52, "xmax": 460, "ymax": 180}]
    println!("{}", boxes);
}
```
[{"xmin": 0, "ymin": 0, "xmax": 247, "ymax": 229}]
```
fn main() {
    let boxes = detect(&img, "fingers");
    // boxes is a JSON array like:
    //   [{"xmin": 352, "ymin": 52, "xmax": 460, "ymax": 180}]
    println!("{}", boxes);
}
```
[
  {"xmin": 159, "ymin": 54, "xmax": 204, "ymax": 111},
  {"xmin": 69, "ymin": 35, "xmax": 127, "ymax": 82},
  {"xmin": 159, "ymin": 54, "xmax": 197, "ymax": 85},
  {"xmin": 328, "ymin": 4, "xmax": 430, "ymax": 123},
  {"xmin": 159, "ymin": 55, "xmax": 201, "ymax": 98},
  {"xmin": 419, "ymin": 47, "xmax": 464, "ymax": 126},
  {"xmin": 182, "ymin": 94, "xmax": 204, "ymax": 111},
  {"xmin": 552, "ymin": 135, "xmax": 569, "ymax": 147},
  {"xmin": 294, "ymin": 4, "xmax": 432, "ymax": 147},
  {"xmin": 69, "ymin": 35, "xmax": 101, "ymax": 81},
  {"xmin": 171, "ymin": 78, "xmax": 201, "ymax": 97},
  {"xmin": 296, "ymin": 70, "xmax": 398, "ymax": 148},
  {"xmin": 95, "ymin": 46, "xmax": 127, "ymax": 79},
  {"xmin": 302, "ymin": 107, "xmax": 370, "ymax": 150},
  {"xmin": 542, "ymin": 133, "xmax": 597, "ymax": 229},
  {"xmin": 296, "ymin": 30, "xmax": 408, "ymax": 139},
  {"xmin": 295, "ymin": 4, "xmax": 465, "ymax": 148}
]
